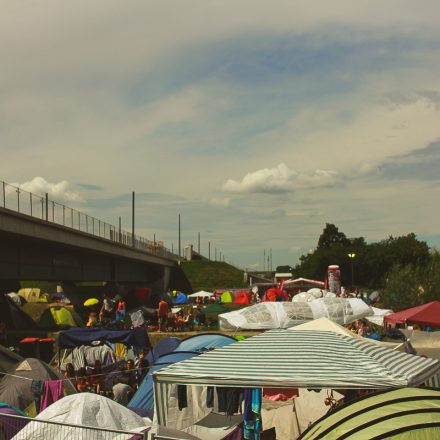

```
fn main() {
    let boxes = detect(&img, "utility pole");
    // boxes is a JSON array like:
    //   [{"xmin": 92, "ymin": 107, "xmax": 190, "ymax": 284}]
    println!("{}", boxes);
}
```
[
  {"xmin": 270, "ymin": 248, "xmax": 272, "ymax": 272},
  {"xmin": 131, "ymin": 191, "xmax": 135, "ymax": 247},
  {"xmin": 215, "ymin": 247, "xmax": 217, "ymax": 261},
  {"xmin": 198, "ymin": 232, "xmax": 200, "ymax": 254},
  {"xmin": 208, "ymin": 241, "xmax": 211, "ymax": 260},
  {"xmin": 263, "ymin": 249, "xmax": 266, "ymax": 271},
  {"xmin": 119, "ymin": 216, "xmax": 122, "ymax": 243},
  {"xmin": 178, "ymin": 214, "xmax": 181, "ymax": 258}
]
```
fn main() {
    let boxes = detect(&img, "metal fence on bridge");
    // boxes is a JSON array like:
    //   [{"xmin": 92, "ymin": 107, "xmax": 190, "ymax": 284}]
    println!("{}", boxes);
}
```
[
  {"xmin": 0, "ymin": 411, "xmax": 149, "ymax": 440},
  {"xmin": 1, "ymin": 180, "xmax": 177, "ymax": 261}
]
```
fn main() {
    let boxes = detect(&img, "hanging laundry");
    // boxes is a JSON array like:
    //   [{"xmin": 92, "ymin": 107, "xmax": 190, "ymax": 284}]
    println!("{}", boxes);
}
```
[
  {"xmin": 40, "ymin": 380, "xmax": 64, "ymax": 411},
  {"xmin": 244, "ymin": 388, "xmax": 262, "ymax": 440},
  {"xmin": 31, "ymin": 380, "xmax": 44, "ymax": 414},
  {"xmin": 177, "ymin": 385, "xmax": 188, "ymax": 410}
]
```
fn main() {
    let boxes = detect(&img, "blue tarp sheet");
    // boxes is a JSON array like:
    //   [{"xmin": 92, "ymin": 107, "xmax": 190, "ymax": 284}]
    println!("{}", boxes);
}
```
[{"xmin": 58, "ymin": 328, "xmax": 150, "ymax": 349}]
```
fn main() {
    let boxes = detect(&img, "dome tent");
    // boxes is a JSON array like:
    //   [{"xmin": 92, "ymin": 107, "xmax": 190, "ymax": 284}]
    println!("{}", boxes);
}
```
[
  {"xmin": 299, "ymin": 388, "xmax": 440, "ymax": 440},
  {"xmin": 0, "ymin": 358, "xmax": 76, "ymax": 412},
  {"xmin": 37, "ymin": 306, "xmax": 82, "ymax": 329},
  {"xmin": 12, "ymin": 393, "xmax": 149, "ymax": 440},
  {"xmin": 0, "ymin": 345, "xmax": 23, "ymax": 373}
]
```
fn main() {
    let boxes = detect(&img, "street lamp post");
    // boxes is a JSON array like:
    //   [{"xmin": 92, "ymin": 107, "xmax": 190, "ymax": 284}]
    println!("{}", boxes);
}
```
[{"xmin": 348, "ymin": 252, "xmax": 356, "ymax": 288}]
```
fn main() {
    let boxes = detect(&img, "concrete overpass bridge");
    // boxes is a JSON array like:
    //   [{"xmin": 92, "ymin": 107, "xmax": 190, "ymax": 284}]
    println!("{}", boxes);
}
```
[{"xmin": 0, "ymin": 180, "xmax": 179, "ymax": 292}]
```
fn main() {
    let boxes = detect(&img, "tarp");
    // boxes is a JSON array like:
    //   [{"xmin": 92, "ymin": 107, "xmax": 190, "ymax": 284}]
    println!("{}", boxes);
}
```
[
  {"xmin": 299, "ymin": 388, "xmax": 440, "ymax": 440},
  {"xmin": 0, "ymin": 345, "xmax": 23, "ymax": 373},
  {"xmin": 400, "ymin": 329, "xmax": 440, "ymax": 360},
  {"xmin": 173, "ymin": 293, "xmax": 188, "ymax": 305},
  {"xmin": 129, "ymin": 352, "xmax": 199, "ymax": 415},
  {"xmin": 0, "ymin": 358, "xmax": 76, "ymax": 412},
  {"xmin": 58, "ymin": 328, "xmax": 150, "ymax": 349},
  {"xmin": 218, "ymin": 298, "xmax": 372, "ymax": 330},
  {"xmin": 12, "ymin": 393, "xmax": 149, "ymax": 440},
  {"xmin": 174, "ymin": 333, "xmax": 236, "ymax": 352},
  {"xmin": 220, "ymin": 292, "xmax": 233, "ymax": 303},
  {"xmin": 365, "ymin": 306, "xmax": 394, "ymax": 327},
  {"xmin": 187, "ymin": 291, "xmax": 213, "ymax": 298},
  {"xmin": 384, "ymin": 301, "xmax": 440, "ymax": 327},
  {"xmin": 153, "ymin": 330, "xmax": 440, "ymax": 427}
]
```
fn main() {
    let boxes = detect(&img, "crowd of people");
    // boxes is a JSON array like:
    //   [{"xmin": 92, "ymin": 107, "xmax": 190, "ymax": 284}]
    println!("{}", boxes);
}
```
[{"xmin": 63, "ymin": 349, "xmax": 150, "ymax": 405}]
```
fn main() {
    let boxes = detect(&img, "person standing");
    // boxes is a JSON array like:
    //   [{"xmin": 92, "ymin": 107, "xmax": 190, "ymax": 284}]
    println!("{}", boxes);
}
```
[{"xmin": 157, "ymin": 299, "xmax": 169, "ymax": 332}]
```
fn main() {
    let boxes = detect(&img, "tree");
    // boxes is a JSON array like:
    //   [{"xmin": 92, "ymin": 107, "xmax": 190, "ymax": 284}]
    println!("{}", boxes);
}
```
[{"xmin": 317, "ymin": 223, "xmax": 350, "ymax": 249}]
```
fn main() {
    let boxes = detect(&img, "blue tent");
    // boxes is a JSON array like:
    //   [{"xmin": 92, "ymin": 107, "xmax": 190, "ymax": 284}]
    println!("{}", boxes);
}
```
[
  {"xmin": 173, "ymin": 292, "xmax": 188, "ymax": 305},
  {"xmin": 175, "ymin": 333, "xmax": 236, "ymax": 352},
  {"xmin": 146, "ymin": 337, "xmax": 181, "ymax": 365},
  {"xmin": 128, "ymin": 351, "xmax": 199, "ymax": 416}
]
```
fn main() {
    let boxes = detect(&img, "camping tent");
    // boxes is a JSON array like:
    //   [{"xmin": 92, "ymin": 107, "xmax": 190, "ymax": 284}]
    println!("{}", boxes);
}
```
[
  {"xmin": 174, "ymin": 333, "xmax": 236, "ymax": 352},
  {"xmin": 0, "ymin": 345, "xmax": 23, "ymax": 373},
  {"xmin": 129, "ymin": 351, "xmax": 200, "ymax": 416},
  {"xmin": 187, "ymin": 291, "xmax": 213, "ymax": 298},
  {"xmin": 173, "ymin": 293, "xmax": 188, "ymax": 305},
  {"xmin": 299, "ymin": 387, "xmax": 440, "ymax": 440},
  {"xmin": 220, "ymin": 291, "xmax": 233, "ymax": 303},
  {"xmin": 153, "ymin": 330, "xmax": 440, "ymax": 426},
  {"xmin": 0, "ymin": 358, "xmax": 76, "ymax": 412},
  {"xmin": 12, "ymin": 393, "xmax": 149, "ymax": 440},
  {"xmin": 400, "ymin": 329, "xmax": 440, "ymax": 360},
  {"xmin": 233, "ymin": 292, "xmax": 249, "ymax": 305},
  {"xmin": 17, "ymin": 288, "xmax": 47, "ymax": 303},
  {"xmin": 218, "ymin": 298, "xmax": 372, "ymax": 330},
  {"xmin": 384, "ymin": 301, "xmax": 440, "ymax": 328},
  {"xmin": 0, "ymin": 294, "xmax": 37, "ymax": 330},
  {"xmin": 146, "ymin": 337, "xmax": 181, "ymax": 365},
  {"xmin": 37, "ymin": 306, "xmax": 82, "ymax": 329},
  {"xmin": 202, "ymin": 304, "xmax": 227, "ymax": 315}
]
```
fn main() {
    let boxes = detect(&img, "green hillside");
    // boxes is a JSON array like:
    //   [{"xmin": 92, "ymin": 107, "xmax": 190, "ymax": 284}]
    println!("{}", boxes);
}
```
[{"xmin": 180, "ymin": 260, "xmax": 247, "ymax": 292}]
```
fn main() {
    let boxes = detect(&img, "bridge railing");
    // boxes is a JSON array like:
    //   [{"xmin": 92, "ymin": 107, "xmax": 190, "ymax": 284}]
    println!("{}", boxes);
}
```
[{"xmin": 1, "ymin": 180, "xmax": 178, "ymax": 261}]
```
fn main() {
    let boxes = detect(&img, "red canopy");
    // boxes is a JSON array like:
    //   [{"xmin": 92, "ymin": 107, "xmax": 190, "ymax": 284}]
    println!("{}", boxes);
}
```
[
  {"xmin": 233, "ymin": 292, "xmax": 250, "ymax": 304},
  {"xmin": 384, "ymin": 301, "xmax": 440, "ymax": 327}
]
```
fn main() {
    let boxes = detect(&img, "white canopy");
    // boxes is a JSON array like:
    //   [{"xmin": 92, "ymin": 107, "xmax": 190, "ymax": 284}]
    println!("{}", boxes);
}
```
[
  {"xmin": 187, "ymin": 291, "xmax": 213, "ymax": 298},
  {"xmin": 153, "ymin": 329, "xmax": 440, "ymax": 426},
  {"xmin": 218, "ymin": 297, "xmax": 372, "ymax": 330}
]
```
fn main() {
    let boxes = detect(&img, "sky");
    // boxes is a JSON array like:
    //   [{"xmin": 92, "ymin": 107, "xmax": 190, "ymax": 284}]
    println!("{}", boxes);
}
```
[{"xmin": 1, "ymin": 1, "xmax": 440, "ymax": 270}]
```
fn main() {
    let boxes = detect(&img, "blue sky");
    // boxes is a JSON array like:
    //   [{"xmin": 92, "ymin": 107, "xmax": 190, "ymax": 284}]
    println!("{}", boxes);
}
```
[{"xmin": 2, "ymin": 0, "xmax": 440, "ymax": 270}]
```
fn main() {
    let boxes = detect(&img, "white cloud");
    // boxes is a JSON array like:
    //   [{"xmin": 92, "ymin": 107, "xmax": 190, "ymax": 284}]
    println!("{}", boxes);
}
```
[
  {"xmin": 9, "ymin": 177, "xmax": 81, "ymax": 202},
  {"xmin": 210, "ymin": 197, "xmax": 231, "ymax": 207},
  {"xmin": 222, "ymin": 163, "xmax": 339, "ymax": 194}
]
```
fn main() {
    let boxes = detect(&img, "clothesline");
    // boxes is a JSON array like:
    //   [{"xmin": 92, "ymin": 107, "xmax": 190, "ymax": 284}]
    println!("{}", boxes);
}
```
[{"xmin": 1, "ymin": 365, "xmax": 151, "ymax": 382}]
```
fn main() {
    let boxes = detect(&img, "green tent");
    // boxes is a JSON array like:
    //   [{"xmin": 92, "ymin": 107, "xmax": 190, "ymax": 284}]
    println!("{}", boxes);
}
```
[
  {"xmin": 300, "ymin": 387, "xmax": 440, "ymax": 439},
  {"xmin": 203, "ymin": 304, "xmax": 228, "ymax": 315},
  {"xmin": 220, "ymin": 291, "xmax": 233, "ymax": 303}
]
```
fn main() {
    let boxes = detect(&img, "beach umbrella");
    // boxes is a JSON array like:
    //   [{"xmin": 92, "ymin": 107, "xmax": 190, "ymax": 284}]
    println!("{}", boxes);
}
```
[{"xmin": 83, "ymin": 298, "xmax": 99, "ymax": 307}]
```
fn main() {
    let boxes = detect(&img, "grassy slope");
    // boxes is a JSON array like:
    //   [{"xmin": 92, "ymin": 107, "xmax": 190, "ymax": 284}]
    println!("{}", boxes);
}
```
[{"xmin": 180, "ymin": 260, "xmax": 247, "ymax": 292}]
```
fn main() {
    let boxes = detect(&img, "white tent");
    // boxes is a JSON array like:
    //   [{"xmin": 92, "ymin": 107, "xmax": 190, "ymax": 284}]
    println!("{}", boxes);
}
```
[
  {"xmin": 12, "ymin": 393, "xmax": 150, "ymax": 440},
  {"xmin": 365, "ymin": 306, "xmax": 394, "ymax": 326},
  {"xmin": 187, "ymin": 291, "xmax": 213, "ymax": 298},
  {"xmin": 218, "ymin": 297, "xmax": 372, "ymax": 330}
]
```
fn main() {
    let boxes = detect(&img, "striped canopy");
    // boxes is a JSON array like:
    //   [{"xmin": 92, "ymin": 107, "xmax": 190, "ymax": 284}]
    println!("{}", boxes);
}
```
[{"xmin": 154, "ymin": 330, "xmax": 440, "ymax": 389}]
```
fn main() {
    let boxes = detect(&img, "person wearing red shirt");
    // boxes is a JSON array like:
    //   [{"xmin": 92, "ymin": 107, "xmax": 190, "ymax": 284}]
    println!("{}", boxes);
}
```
[{"xmin": 157, "ymin": 299, "xmax": 169, "ymax": 332}]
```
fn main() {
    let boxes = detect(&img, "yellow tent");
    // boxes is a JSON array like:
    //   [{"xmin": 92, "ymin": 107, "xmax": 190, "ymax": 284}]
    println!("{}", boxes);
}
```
[
  {"xmin": 220, "ymin": 291, "xmax": 233, "ymax": 303},
  {"xmin": 18, "ymin": 288, "xmax": 48, "ymax": 303}
]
